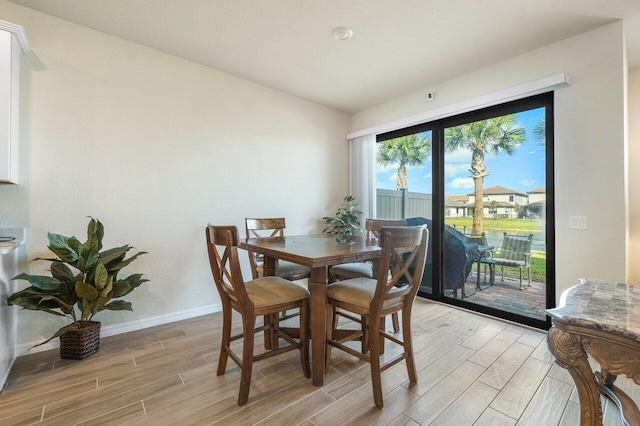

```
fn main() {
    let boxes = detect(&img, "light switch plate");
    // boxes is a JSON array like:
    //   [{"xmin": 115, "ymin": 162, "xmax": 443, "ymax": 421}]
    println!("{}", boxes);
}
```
[{"xmin": 569, "ymin": 216, "xmax": 587, "ymax": 229}]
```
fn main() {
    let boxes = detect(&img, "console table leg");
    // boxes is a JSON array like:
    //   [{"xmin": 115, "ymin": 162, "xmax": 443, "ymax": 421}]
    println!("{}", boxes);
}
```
[{"xmin": 547, "ymin": 326, "xmax": 602, "ymax": 426}]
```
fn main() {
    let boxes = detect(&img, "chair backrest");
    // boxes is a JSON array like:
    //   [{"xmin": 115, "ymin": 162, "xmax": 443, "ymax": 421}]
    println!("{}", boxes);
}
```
[
  {"xmin": 245, "ymin": 218, "xmax": 286, "ymax": 239},
  {"xmin": 464, "ymin": 231, "xmax": 488, "ymax": 246},
  {"xmin": 498, "ymin": 233, "xmax": 533, "ymax": 263},
  {"xmin": 371, "ymin": 226, "xmax": 428, "ymax": 314},
  {"xmin": 245, "ymin": 218, "xmax": 286, "ymax": 278},
  {"xmin": 206, "ymin": 225, "xmax": 252, "ymax": 311},
  {"xmin": 365, "ymin": 219, "xmax": 407, "ymax": 241}
]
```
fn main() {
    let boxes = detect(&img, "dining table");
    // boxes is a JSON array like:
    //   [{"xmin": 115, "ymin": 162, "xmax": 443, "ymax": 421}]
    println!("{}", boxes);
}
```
[{"xmin": 239, "ymin": 234, "xmax": 381, "ymax": 386}]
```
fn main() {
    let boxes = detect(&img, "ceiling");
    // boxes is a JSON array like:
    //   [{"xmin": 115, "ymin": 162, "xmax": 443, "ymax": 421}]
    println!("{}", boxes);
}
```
[{"xmin": 9, "ymin": 0, "xmax": 640, "ymax": 113}]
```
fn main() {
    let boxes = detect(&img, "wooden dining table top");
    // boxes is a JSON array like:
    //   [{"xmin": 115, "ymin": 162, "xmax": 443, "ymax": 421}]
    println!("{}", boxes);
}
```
[{"xmin": 239, "ymin": 234, "xmax": 381, "ymax": 267}]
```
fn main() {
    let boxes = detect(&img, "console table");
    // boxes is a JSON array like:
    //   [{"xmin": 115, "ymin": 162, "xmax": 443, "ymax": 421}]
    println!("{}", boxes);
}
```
[{"xmin": 546, "ymin": 279, "xmax": 640, "ymax": 426}]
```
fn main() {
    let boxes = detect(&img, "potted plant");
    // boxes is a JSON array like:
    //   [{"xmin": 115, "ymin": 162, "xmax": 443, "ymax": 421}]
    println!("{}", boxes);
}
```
[
  {"xmin": 8, "ymin": 218, "xmax": 148, "ymax": 359},
  {"xmin": 322, "ymin": 195, "xmax": 363, "ymax": 244}
]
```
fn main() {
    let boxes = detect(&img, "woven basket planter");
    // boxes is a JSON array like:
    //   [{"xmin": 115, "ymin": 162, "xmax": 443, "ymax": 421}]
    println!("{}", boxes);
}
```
[{"xmin": 60, "ymin": 321, "xmax": 101, "ymax": 360}]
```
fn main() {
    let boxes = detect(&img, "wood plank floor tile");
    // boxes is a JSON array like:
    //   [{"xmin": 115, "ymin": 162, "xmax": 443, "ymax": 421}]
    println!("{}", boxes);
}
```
[
  {"xmin": 468, "ymin": 329, "xmax": 523, "ymax": 368},
  {"xmin": 429, "ymin": 380, "xmax": 499, "ymax": 425},
  {"xmin": 477, "ymin": 342, "xmax": 535, "ymax": 390},
  {"xmin": 475, "ymin": 407, "xmax": 517, "ymax": 425},
  {"xmin": 516, "ymin": 376, "xmax": 573, "ymax": 425},
  {"xmin": 559, "ymin": 400, "xmax": 581, "ymax": 426},
  {"xmin": 406, "ymin": 345, "xmax": 475, "ymax": 396},
  {"xmin": 489, "ymin": 357, "xmax": 551, "ymax": 418},
  {"xmin": 75, "ymin": 402, "xmax": 146, "ymax": 425},
  {"xmin": 402, "ymin": 360, "xmax": 486, "ymax": 424},
  {"xmin": 6, "ymin": 300, "xmax": 636, "ymax": 426}
]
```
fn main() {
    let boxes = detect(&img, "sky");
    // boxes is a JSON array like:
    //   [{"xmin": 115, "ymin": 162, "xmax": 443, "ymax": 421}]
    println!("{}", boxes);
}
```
[{"xmin": 376, "ymin": 107, "xmax": 546, "ymax": 196}]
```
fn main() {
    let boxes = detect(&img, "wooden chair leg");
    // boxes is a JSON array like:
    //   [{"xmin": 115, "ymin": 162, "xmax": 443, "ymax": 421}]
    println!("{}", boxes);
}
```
[
  {"xmin": 217, "ymin": 305, "xmax": 232, "ymax": 376},
  {"xmin": 238, "ymin": 315, "xmax": 256, "ymax": 406},
  {"xmin": 361, "ymin": 315, "xmax": 368, "ymax": 354},
  {"xmin": 369, "ymin": 315, "xmax": 384, "ymax": 409},
  {"xmin": 402, "ymin": 309, "xmax": 418, "ymax": 383},
  {"xmin": 325, "ymin": 303, "xmax": 335, "ymax": 372},
  {"xmin": 391, "ymin": 312, "xmax": 400, "ymax": 333},
  {"xmin": 300, "ymin": 300, "xmax": 311, "ymax": 378}
]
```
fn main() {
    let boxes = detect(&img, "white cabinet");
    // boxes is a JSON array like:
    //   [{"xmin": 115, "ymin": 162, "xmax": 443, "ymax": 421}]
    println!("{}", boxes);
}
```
[
  {"xmin": 0, "ymin": 228, "xmax": 23, "ymax": 391},
  {"xmin": 0, "ymin": 21, "xmax": 29, "ymax": 184}
]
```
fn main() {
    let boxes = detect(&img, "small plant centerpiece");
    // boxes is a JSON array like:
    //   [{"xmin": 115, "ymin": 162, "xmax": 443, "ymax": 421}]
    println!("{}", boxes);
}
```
[
  {"xmin": 322, "ymin": 195, "xmax": 363, "ymax": 244},
  {"xmin": 8, "ymin": 218, "xmax": 148, "ymax": 359}
]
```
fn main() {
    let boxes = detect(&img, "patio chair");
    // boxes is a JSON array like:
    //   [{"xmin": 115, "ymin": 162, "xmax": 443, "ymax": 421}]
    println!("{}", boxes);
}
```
[{"xmin": 491, "ymin": 232, "xmax": 533, "ymax": 290}]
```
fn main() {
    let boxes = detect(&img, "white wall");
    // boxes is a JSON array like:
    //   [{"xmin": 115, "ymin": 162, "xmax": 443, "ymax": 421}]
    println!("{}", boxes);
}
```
[
  {"xmin": 628, "ymin": 68, "xmax": 640, "ymax": 284},
  {"xmin": 351, "ymin": 22, "xmax": 627, "ymax": 302},
  {"xmin": 0, "ymin": 2, "xmax": 350, "ymax": 349}
]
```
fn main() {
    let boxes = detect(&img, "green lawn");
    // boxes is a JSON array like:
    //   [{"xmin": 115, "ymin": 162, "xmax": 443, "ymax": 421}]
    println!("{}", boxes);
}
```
[{"xmin": 445, "ymin": 217, "xmax": 544, "ymax": 234}]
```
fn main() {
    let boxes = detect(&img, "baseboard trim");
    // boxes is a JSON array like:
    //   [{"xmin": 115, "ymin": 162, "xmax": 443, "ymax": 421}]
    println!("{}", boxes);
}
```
[{"xmin": 16, "ymin": 303, "xmax": 222, "ymax": 356}]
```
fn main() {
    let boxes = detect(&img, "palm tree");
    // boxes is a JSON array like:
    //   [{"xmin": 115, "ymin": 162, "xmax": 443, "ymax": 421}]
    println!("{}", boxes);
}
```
[
  {"xmin": 377, "ymin": 134, "xmax": 431, "ymax": 190},
  {"xmin": 533, "ymin": 118, "xmax": 545, "ymax": 150},
  {"xmin": 445, "ymin": 115, "xmax": 525, "ymax": 236}
]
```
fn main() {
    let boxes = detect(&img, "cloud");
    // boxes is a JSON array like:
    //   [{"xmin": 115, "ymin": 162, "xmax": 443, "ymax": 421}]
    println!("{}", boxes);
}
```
[
  {"xmin": 445, "ymin": 148, "xmax": 472, "ymax": 162},
  {"xmin": 445, "ymin": 163, "xmax": 469, "ymax": 177},
  {"xmin": 518, "ymin": 179, "xmax": 536, "ymax": 187},
  {"xmin": 449, "ymin": 177, "xmax": 474, "ymax": 189},
  {"xmin": 529, "ymin": 151, "xmax": 536, "ymax": 154}
]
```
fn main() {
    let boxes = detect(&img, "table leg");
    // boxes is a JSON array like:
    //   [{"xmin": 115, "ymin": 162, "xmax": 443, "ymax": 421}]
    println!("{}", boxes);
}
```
[
  {"xmin": 547, "ymin": 326, "xmax": 602, "ymax": 426},
  {"xmin": 309, "ymin": 266, "xmax": 328, "ymax": 386}
]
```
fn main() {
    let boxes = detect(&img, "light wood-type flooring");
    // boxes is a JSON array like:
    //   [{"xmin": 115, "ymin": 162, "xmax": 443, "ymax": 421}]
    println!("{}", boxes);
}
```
[{"xmin": 1, "ymin": 299, "xmax": 638, "ymax": 425}]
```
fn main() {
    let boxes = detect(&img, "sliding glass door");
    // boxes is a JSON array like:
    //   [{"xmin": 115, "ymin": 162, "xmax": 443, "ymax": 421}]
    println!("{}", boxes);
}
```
[
  {"xmin": 375, "ymin": 128, "xmax": 433, "ymax": 295},
  {"xmin": 375, "ymin": 93, "xmax": 554, "ymax": 329}
]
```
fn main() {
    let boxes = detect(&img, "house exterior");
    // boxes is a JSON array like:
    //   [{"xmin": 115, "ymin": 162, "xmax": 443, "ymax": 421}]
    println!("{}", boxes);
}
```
[{"xmin": 526, "ymin": 186, "xmax": 546, "ymax": 218}]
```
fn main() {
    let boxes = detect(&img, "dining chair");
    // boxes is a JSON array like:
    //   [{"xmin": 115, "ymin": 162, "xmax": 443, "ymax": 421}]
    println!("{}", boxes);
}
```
[
  {"xmin": 330, "ymin": 218, "xmax": 406, "ymax": 333},
  {"xmin": 325, "ymin": 225, "xmax": 428, "ymax": 408},
  {"xmin": 245, "ymin": 218, "xmax": 311, "ymax": 281},
  {"xmin": 205, "ymin": 225, "xmax": 310, "ymax": 406}
]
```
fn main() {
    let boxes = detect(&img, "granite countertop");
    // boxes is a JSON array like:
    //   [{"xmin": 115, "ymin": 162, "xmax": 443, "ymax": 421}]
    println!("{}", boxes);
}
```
[
  {"xmin": 0, "ymin": 227, "xmax": 24, "ymax": 255},
  {"xmin": 546, "ymin": 278, "xmax": 640, "ymax": 342}
]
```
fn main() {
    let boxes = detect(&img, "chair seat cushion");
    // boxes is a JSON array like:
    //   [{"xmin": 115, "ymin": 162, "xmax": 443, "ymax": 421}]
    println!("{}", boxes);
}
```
[
  {"xmin": 330, "ymin": 262, "xmax": 374, "ymax": 279},
  {"xmin": 257, "ymin": 260, "xmax": 310, "ymax": 280},
  {"xmin": 493, "ymin": 259, "xmax": 525, "ymax": 267},
  {"xmin": 246, "ymin": 276, "xmax": 310, "ymax": 308},
  {"xmin": 327, "ymin": 277, "xmax": 404, "ymax": 311}
]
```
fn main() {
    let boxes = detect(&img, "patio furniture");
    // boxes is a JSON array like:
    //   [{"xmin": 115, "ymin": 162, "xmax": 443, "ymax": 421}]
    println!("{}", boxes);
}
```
[
  {"xmin": 489, "ymin": 232, "xmax": 533, "ymax": 289},
  {"xmin": 405, "ymin": 217, "xmax": 477, "ymax": 298},
  {"xmin": 245, "ymin": 218, "xmax": 311, "ymax": 281},
  {"xmin": 325, "ymin": 225, "xmax": 428, "ymax": 408},
  {"xmin": 205, "ymin": 225, "xmax": 310, "ymax": 406}
]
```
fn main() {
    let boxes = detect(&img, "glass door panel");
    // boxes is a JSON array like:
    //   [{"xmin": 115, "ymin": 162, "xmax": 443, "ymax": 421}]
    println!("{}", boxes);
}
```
[
  {"xmin": 443, "ymin": 108, "xmax": 548, "ymax": 322},
  {"xmin": 375, "ymin": 130, "xmax": 433, "ymax": 295}
]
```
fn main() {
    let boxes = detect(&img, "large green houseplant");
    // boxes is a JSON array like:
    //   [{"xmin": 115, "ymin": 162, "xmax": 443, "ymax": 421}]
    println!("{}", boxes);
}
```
[
  {"xmin": 8, "ymin": 218, "xmax": 148, "ymax": 358},
  {"xmin": 322, "ymin": 195, "xmax": 363, "ymax": 244}
]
